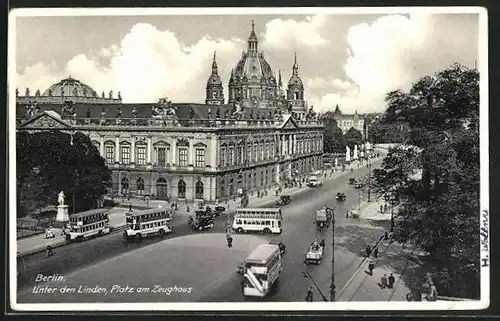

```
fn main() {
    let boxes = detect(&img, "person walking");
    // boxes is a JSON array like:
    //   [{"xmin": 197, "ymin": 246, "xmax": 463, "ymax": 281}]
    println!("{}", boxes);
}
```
[
  {"xmin": 366, "ymin": 245, "xmax": 372, "ymax": 258},
  {"xmin": 381, "ymin": 274, "xmax": 388, "ymax": 289},
  {"xmin": 388, "ymin": 273, "xmax": 395, "ymax": 289},
  {"xmin": 305, "ymin": 286, "xmax": 314, "ymax": 302},
  {"xmin": 368, "ymin": 259, "xmax": 375, "ymax": 276},
  {"xmin": 373, "ymin": 247, "xmax": 379, "ymax": 258}
]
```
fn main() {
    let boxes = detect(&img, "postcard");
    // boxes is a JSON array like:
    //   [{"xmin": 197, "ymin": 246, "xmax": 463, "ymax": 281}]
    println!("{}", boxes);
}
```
[{"xmin": 9, "ymin": 6, "xmax": 489, "ymax": 311}]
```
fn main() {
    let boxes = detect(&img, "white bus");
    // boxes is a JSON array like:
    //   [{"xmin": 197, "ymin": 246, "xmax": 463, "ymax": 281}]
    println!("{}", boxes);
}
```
[
  {"xmin": 232, "ymin": 208, "xmax": 283, "ymax": 234},
  {"xmin": 123, "ymin": 208, "xmax": 173, "ymax": 241},
  {"xmin": 66, "ymin": 209, "xmax": 111, "ymax": 242},
  {"xmin": 242, "ymin": 243, "xmax": 282, "ymax": 297}
]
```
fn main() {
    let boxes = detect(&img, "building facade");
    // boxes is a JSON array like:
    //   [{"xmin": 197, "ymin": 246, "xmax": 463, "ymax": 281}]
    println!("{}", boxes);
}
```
[
  {"xmin": 331, "ymin": 104, "xmax": 366, "ymax": 138},
  {"xmin": 16, "ymin": 22, "xmax": 324, "ymax": 203}
]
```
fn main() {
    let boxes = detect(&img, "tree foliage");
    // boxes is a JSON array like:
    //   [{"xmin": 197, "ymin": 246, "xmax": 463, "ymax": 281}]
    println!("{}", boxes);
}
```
[
  {"xmin": 373, "ymin": 63, "xmax": 480, "ymax": 298},
  {"xmin": 368, "ymin": 119, "xmax": 409, "ymax": 144},
  {"xmin": 17, "ymin": 130, "xmax": 112, "ymax": 216},
  {"xmin": 343, "ymin": 127, "xmax": 363, "ymax": 149},
  {"xmin": 322, "ymin": 112, "xmax": 345, "ymax": 153}
]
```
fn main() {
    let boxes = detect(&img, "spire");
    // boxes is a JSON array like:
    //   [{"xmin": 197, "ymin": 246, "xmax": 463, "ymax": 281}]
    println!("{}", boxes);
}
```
[
  {"xmin": 247, "ymin": 20, "xmax": 258, "ymax": 55},
  {"xmin": 211, "ymin": 51, "xmax": 218, "ymax": 74},
  {"xmin": 292, "ymin": 51, "xmax": 298, "ymax": 75}
]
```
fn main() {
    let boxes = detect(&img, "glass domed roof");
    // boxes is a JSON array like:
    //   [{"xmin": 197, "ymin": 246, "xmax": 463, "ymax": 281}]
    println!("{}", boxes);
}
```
[{"xmin": 42, "ymin": 76, "xmax": 99, "ymax": 98}]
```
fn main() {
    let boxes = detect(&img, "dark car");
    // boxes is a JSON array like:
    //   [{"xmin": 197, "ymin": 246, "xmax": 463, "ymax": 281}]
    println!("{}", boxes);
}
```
[
  {"xmin": 348, "ymin": 178, "xmax": 356, "ymax": 185},
  {"xmin": 192, "ymin": 216, "xmax": 215, "ymax": 231},
  {"xmin": 276, "ymin": 195, "xmax": 291, "ymax": 206},
  {"xmin": 336, "ymin": 192, "xmax": 346, "ymax": 201},
  {"xmin": 269, "ymin": 240, "xmax": 286, "ymax": 255},
  {"xmin": 354, "ymin": 182, "xmax": 364, "ymax": 189},
  {"xmin": 214, "ymin": 205, "xmax": 225, "ymax": 216}
]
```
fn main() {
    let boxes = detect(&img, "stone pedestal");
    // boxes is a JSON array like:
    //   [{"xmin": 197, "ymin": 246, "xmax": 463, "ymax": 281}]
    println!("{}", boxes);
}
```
[{"xmin": 56, "ymin": 204, "xmax": 69, "ymax": 222}]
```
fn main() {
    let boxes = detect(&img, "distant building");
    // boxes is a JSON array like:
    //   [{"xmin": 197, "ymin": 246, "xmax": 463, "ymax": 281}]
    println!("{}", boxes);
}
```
[
  {"xmin": 331, "ymin": 105, "xmax": 366, "ymax": 138},
  {"xmin": 16, "ymin": 21, "xmax": 324, "ymax": 203}
]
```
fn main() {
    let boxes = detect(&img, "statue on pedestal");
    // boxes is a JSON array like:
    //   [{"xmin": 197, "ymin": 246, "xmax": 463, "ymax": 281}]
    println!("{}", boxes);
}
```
[
  {"xmin": 346, "ymin": 145, "xmax": 351, "ymax": 163},
  {"xmin": 58, "ymin": 191, "xmax": 65, "ymax": 206}
]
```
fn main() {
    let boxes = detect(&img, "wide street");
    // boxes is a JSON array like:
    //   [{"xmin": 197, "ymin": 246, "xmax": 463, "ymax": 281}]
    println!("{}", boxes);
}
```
[{"xmin": 17, "ymin": 159, "xmax": 390, "ymax": 303}]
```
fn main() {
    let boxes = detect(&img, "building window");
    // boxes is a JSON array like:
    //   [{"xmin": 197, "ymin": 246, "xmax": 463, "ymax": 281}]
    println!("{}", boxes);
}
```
[
  {"xmin": 236, "ymin": 145, "xmax": 242, "ymax": 164},
  {"xmin": 265, "ymin": 143, "xmax": 270, "ymax": 159},
  {"xmin": 157, "ymin": 147, "xmax": 166, "ymax": 166},
  {"xmin": 121, "ymin": 145, "xmax": 130, "ymax": 164},
  {"xmin": 260, "ymin": 173, "xmax": 264, "ymax": 186},
  {"xmin": 246, "ymin": 145, "xmax": 251, "ymax": 163},
  {"xmin": 254, "ymin": 144, "xmax": 258, "ymax": 162},
  {"xmin": 253, "ymin": 173, "xmax": 257, "ymax": 187},
  {"xmin": 178, "ymin": 148, "xmax": 188, "ymax": 167},
  {"xmin": 137, "ymin": 177, "xmax": 144, "ymax": 195},
  {"xmin": 260, "ymin": 143, "xmax": 264, "ymax": 161},
  {"xmin": 229, "ymin": 178, "xmax": 234, "ymax": 195},
  {"xmin": 220, "ymin": 147, "xmax": 226, "ymax": 167},
  {"xmin": 220, "ymin": 180, "xmax": 225, "ymax": 197},
  {"xmin": 195, "ymin": 148, "xmax": 205, "ymax": 167},
  {"xmin": 105, "ymin": 145, "xmax": 114, "ymax": 164},
  {"xmin": 229, "ymin": 147, "xmax": 234, "ymax": 166},
  {"xmin": 195, "ymin": 181, "xmax": 204, "ymax": 199},
  {"xmin": 137, "ymin": 146, "xmax": 146, "ymax": 165},
  {"xmin": 178, "ymin": 180, "xmax": 186, "ymax": 199}
]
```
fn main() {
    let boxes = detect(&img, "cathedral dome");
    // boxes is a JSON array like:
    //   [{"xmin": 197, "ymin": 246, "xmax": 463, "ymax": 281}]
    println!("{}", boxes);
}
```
[
  {"xmin": 207, "ymin": 73, "xmax": 223, "ymax": 86},
  {"xmin": 43, "ymin": 76, "xmax": 98, "ymax": 98},
  {"xmin": 233, "ymin": 52, "xmax": 275, "ymax": 82},
  {"xmin": 288, "ymin": 74, "xmax": 304, "ymax": 89}
]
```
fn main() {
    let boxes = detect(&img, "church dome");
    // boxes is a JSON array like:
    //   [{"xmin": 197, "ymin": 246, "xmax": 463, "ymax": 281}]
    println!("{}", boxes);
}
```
[
  {"xmin": 288, "ymin": 74, "xmax": 304, "ymax": 89},
  {"xmin": 43, "ymin": 76, "xmax": 99, "ymax": 98},
  {"xmin": 233, "ymin": 53, "xmax": 275, "ymax": 82}
]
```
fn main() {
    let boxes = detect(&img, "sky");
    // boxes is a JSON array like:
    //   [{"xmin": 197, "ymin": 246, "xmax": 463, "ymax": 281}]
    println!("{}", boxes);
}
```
[{"xmin": 12, "ymin": 9, "xmax": 480, "ymax": 114}]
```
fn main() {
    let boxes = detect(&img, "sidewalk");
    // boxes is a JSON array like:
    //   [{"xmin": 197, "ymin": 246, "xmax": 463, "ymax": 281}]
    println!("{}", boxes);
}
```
[{"xmin": 17, "ymin": 209, "xmax": 129, "ymax": 256}]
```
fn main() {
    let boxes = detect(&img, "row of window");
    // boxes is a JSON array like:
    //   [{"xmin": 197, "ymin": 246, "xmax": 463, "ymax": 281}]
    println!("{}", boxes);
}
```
[
  {"xmin": 235, "ymin": 219, "xmax": 274, "ymax": 226},
  {"xmin": 120, "ymin": 177, "xmax": 204, "ymax": 199},
  {"xmin": 103, "ymin": 145, "xmax": 206, "ymax": 167},
  {"xmin": 131, "ymin": 220, "xmax": 169, "ymax": 230},
  {"xmin": 70, "ymin": 214, "xmax": 108, "ymax": 225},
  {"xmin": 73, "ymin": 221, "xmax": 108, "ymax": 232},
  {"xmin": 219, "ymin": 140, "xmax": 321, "ymax": 167}
]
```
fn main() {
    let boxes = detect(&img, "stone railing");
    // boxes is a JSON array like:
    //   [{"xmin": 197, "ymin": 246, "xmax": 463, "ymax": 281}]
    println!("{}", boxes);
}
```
[{"xmin": 63, "ymin": 117, "xmax": 323, "ymax": 128}]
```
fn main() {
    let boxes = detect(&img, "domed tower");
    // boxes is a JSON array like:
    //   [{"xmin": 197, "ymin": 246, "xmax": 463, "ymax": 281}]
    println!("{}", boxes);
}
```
[
  {"xmin": 228, "ymin": 21, "xmax": 278, "ymax": 109},
  {"xmin": 286, "ymin": 52, "xmax": 306, "ymax": 115},
  {"xmin": 205, "ymin": 51, "xmax": 225, "ymax": 105}
]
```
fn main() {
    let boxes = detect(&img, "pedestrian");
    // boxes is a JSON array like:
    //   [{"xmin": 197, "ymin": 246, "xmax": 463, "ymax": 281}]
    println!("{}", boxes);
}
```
[
  {"xmin": 346, "ymin": 210, "xmax": 349, "ymax": 218},
  {"xmin": 368, "ymin": 259, "xmax": 375, "ymax": 276},
  {"xmin": 381, "ymin": 274, "xmax": 388, "ymax": 289},
  {"xmin": 388, "ymin": 273, "xmax": 395, "ymax": 289},
  {"xmin": 366, "ymin": 245, "xmax": 372, "ymax": 257},
  {"xmin": 384, "ymin": 231, "xmax": 389, "ymax": 240},
  {"xmin": 129, "ymin": 204, "xmax": 133, "ymax": 212},
  {"xmin": 305, "ymin": 286, "xmax": 314, "ymax": 302},
  {"xmin": 373, "ymin": 247, "xmax": 379, "ymax": 258},
  {"xmin": 380, "ymin": 205, "xmax": 384, "ymax": 213}
]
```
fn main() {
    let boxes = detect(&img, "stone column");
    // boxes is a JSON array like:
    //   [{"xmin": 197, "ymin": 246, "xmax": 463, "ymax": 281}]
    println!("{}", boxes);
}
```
[
  {"xmin": 171, "ymin": 139, "xmax": 177, "ymax": 165},
  {"xmin": 147, "ymin": 136, "xmax": 152, "ymax": 164},
  {"xmin": 115, "ymin": 137, "xmax": 120, "ymax": 163},
  {"xmin": 100, "ymin": 136, "xmax": 104, "ymax": 157},
  {"xmin": 131, "ymin": 138, "xmax": 136, "ymax": 163},
  {"xmin": 188, "ymin": 143, "xmax": 193, "ymax": 166},
  {"xmin": 293, "ymin": 134, "xmax": 297, "ymax": 154},
  {"xmin": 288, "ymin": 135, "xmax": 292, "ymax": 155}
]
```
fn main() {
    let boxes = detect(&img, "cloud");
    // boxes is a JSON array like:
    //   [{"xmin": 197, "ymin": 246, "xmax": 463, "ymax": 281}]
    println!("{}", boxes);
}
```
[
  {"xmin": 261, "ymin": 15, "xmax": 329, "ymax": 49},
  {"xmin": 15, "ymin": 14, "xmax": 478, "ymax": 115},
  {"xmin": 306, "ymin": 13, "xmax": 478, "ymax": 115}
]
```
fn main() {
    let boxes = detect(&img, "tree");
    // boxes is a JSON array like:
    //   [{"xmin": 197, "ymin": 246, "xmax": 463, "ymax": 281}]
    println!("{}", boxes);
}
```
[
  {"xmin": 375, "ymin": 63, "xmax": 480, "ymax": 298},
  {"xmin": 368, "ymin": 119, "xmax": 409, "ymax": 144},
  {"xmin": 17, "ymin": 130, "xmax": 112, "ymax": 216},
  {"xmin": 322, "ymin": 112, "xmax": 345, "ymax": 153},
  {"xmin": 343, "ymin": 127, "xmax": 362, "ymax": 149}
]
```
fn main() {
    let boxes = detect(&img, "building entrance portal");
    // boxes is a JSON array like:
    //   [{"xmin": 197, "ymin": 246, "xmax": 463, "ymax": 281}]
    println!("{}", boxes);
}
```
[{"xmin": 156, "ymin": 177, "xmax": 168, "ymax": 200}]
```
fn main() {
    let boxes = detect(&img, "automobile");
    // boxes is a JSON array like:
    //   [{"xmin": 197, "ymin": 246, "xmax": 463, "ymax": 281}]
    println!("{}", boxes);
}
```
[
  {"xmin": 336, "ymin": 192, "xmax": 346, "ymax": 201},
  {"xmin": 214, "ymin": 205, "xmax": 225, "ymax": 216},
  {"xmin": 276, "ymin": 195, "xmax": 291, "ymax": 206},
  {"xmin": 307, "ymin": 175, "xmax": 323, "ymax": 187},
  {"xmin": 348, "ymin": 178, "xmax": 356, "ymax": 185},
  {"xmin": 269, "ymin": 240, "xmax": 286, "ymax": 255},
  {"xmin": 354, "ymin": 182, "xmax": 364, "ymax": 189}
]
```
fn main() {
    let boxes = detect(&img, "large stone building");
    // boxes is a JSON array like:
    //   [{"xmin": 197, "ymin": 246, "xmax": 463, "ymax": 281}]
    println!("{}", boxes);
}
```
[
  {"xmin": 16, "ymin": 22, "xmax": 324, "ymax": 203},
  {"xmin": 331, "ymin": 104, "xmax": 366, "ymax": 138}
]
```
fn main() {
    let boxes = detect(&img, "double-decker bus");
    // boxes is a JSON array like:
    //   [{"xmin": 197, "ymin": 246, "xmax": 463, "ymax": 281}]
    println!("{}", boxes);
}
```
[
  {"xmin": 232, "ymin": 208, "xmax": 283, "ymax": 234},
  {"xmin": 66, "ymin": 209, "xmax": 111, "ymax": 242},
  {"xmin": 123, "ymin": 208, "xmax": 173, "ymax": 241},
  {"xmin": 242, "ymin": 243, "xmax": 282, "ymax": 297}
]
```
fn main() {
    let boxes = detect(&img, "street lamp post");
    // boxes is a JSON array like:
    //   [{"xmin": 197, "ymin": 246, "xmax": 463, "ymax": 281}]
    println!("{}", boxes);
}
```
[
  {"xmin": 330, "ymin": 211, "xmax": 336, "ymax": 301},
  {"xmin": 390, "ymin": 198, "xmax": 395, "ymax": 232}
]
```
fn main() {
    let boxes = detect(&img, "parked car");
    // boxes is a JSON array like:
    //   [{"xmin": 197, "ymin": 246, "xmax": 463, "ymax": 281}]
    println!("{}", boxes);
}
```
[
  {"xmin": 354, "ymin": 182, "xmax": 364, "ymax": 189},
  {"xmin": 269, "ymin": 240, "xmax": 286, "ymax": 255},
  {"xmin": 348, "ymin": 178, "xmax": 356, "ymax": 185}
]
